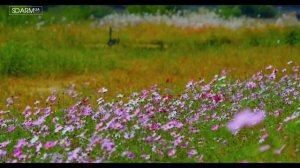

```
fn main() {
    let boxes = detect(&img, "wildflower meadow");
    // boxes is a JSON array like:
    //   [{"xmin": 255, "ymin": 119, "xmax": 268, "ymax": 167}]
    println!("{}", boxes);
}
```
[{"xmin": 0, "ymin": 5, "xmax": 299, "ymax": 163}]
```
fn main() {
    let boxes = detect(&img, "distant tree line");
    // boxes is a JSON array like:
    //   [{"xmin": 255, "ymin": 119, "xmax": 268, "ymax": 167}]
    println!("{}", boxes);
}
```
[
  {"xmin": 216, "ymin": 5, "xmax": 280, "ymax": 19},
  {"xmin": 1, "ymin": 5, "xmax": 298, "ymax": 27}
]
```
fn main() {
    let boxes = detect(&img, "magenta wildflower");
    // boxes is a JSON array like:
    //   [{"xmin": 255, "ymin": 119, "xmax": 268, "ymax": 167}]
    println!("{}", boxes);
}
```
[
  {"xmin": 34, "ymin": 100, "xmax": 40, "ymax": 106},
  {"xmin": 141, "ymin": 154, "xmax": 150, "ymax": 160},
  {"xmin": 46, "ymin": 95, "xmax": 56, "ymax": 103},
  {"xmin": 261, "ymin": 131, "xmax": 268, "ymax": 137},
  {"xmin": 240, "ymin": 160, "xmax": 249, "ymax": 163},
  {"xmin": 227, "ymin": 108, "xmax": 265, "ymax": 134},
  {"xmin": 6, "ymin": 98, "xmax": 13, "ymax": 107},
  {"xmin": 127, "ymin": 152, "xmax": 136, "ymax": 159},
  {"xmin": 246, "ymin": 81, "xmax": 257, "ymax": 89},
  {"xmin": 36, "ymin": 141, "xmax": 42, "ymax": 152},
  {"xmin": 124, "ymin": 132, "xmax": 135, "ymax": 139},
  {"xmin": 259, "ymin": 133, "xmax": 269, "ymax": 143},
  {"xmin": 55, "ymin": 124, "xmax": 63, "ymax": 133},
  {"xmin": 162, "ymin": 120, "xmax": 183, "ymax": 131},
  {"xmin": 7, "ymin": 125, "xmax": 16, "ymax": 132},
  {"xmin": 0, "ymin": 149, "xmax": 7, "ymax": 159},
  {"xmin": 98, "ymin": 87, "xmax": 108, "ymax": 94},
  {"xmin": 259, "ymin": 144, "xmax": 270, "ymax": 152},
  {"xmin": 187, "ymin": 149, "xmax": 198, "ymax": 158},
  {"xmin": 101, "ymin": 139, "xmax": 115, "ymax": 152},
  {"xmin": 168, "ymin": 148, "xmax": 176, "ymax": 157},
  {"xmin": 273, "ymin": 144, "xmax": 286, "ymax": 155},
  {"xmin": 13, "ymin": 148, "xmax": 22, "ymax": 158},
  {"xmin": 152, "ymin": 123, "xmax": 160, "ymax": 131},
  {"xmin": 211, "ymin": 124, "xmax": 219, "ymax": 131},
  {"xmin": 284, "ymin": 112, "xmax": 299, "ymax": 122},
  {"xmin": 214, "ymin": 95, "xmax": 222, "ymax": 103},
  {"xmin": 67, "ymin": 148, "xmax": 82, "ymax": 162},
  {"xmin": 44, "ymin": 141, "xmax": 57, "ymax": 150},
  {"xmin": 276, "ymin": 123, "xmax": 283, "ymax": 132},
  {"xmin": 269, "ymin": 73, "xmax": 276, "ymax": 80},
  {"xmin": 0, "ymin": 141, "xmax": 10, "ymax": 148},
  {"xmin": 181, "ymin": 142, "xmax": 189, "ymax": 148},
  {"xmin": 15, "ymin": 139, "xmax": 27, "ymax": 149},
  {"xmin": 266, "ymin": 65, "xmax": 272, "ymax": 70}
]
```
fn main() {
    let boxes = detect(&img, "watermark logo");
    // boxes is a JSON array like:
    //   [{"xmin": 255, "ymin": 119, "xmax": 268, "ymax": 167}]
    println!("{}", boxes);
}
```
[{"xmin": 9, "ymin": 6, "xmax": 43, "ymax": 15}]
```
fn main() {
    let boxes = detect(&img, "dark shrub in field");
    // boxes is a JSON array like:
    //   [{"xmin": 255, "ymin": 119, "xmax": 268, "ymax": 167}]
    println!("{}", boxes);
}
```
[
  {"xmin": 239, "ymin": 5, "xmax": 279, "ymax": 18},
  {"xmin": 216, "ymin": 6, "xmax": 242, "ymax": 19},
  {"xmin": 126, "ymin": 5, "xmax": 181, "ymax": 15},
  {"xmin": 285, "ymin": 30, "xmax": 300, "ymax": 46},
  {"xmin": 0, "ymin": 42, "xmax": 35, "ymax": 76},
  {"xmin": 217, "ymin": 5, "xmax": 279, "ymax": 19}
]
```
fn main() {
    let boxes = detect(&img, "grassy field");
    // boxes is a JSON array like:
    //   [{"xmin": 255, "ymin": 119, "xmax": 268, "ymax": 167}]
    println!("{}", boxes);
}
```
[
  {"xmin": 0, "ymin": 12, "xmax": 300, "ymax": 162},
  {"xmin": 1, "ymin": 22, "xmax": 300, "ymax": 108}
]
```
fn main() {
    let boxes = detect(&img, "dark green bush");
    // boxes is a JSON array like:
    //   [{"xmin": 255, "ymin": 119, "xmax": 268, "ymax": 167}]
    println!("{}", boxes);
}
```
[
  {"xmin": 239, "ymin": 5, "xmax": 279, "ymax": 18},
  {"xmin": 216, "ymin": 6, "xmax": 242, "ymax": 19},
  {"xmin": 256, "ymin": 5, "xmax": 279, "ymax": 18},
  {"xmin": 285, "ymin": 30, "xmax": 300, "ymax": 46},
  {"xmin": 126, "ymin": 5, "xmax": 179, "ymax": 15},
  {"xmin": 217, "ymin": 5, "xmax": 279, "ymax": 19},
  {"xmin": 0, "ymin": 41, "xmax": 37, "ymax": 76}
]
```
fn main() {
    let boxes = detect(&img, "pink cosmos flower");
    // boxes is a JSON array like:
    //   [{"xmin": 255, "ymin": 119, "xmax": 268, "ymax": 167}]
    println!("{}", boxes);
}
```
[
  {"xmin": 44, "ymin": 141, "xmax": 57, "ymax": 150},
  {"xmin": 260, "ymin": 133, "xmax": 269, "ymax": 140},
  {"xmin": 173, "ymin": 135, "xmax": 184, "ymax": 146},
  {"xmin": 211, "ymin": 124, "xmax": 219, "ymax": 131},
  {"xmin": 124, "ymin": 132, "xmax": 135, "ymax": 139},
  {"xmin": 0, "ymin": 149, "xmax": 7, "ymax": 159},
  {"xmin": 98, "ymin": 87, "xmax": 108, "ymax": 94},
  {"xmin": 13, "ymin": 148, "xmax": 22, "ymax": 158},
  {"xmin": 6, "ymin": 98, "xmax": 13, "ymax": 107},
  {"xmin": 15, "ymin": 139, "xmax": 27, "ymax": 149},
  {"xmin": 7, "ymin": 125, "xmax": 16, "ymax": 132},
  {"xmin": 227, "ymin": 108, "xmax": 265, "ymax": 134},
  {"xmin": 266, "ymin": 65, "xmax": 272, "ymax": 70},
  {"xmin": 246, "ymin": 81, "xmax": 257, "ymax": 89},
  {"xmin": 93, "ymin": 157, "xmax": 103, "ymax": 163},
  {"xmin": 269, "ymin": 73, "xmax": 276, "ymax": 80},
  {"xmin": 101, "ymin": 139, "xmax": 115, "ymax": 152},
  {"xmin": 240, "ymin": 160, "xmax": 249, "ymax": 163},
  {"xmin": 259, "ymin": 133, "xmax": 269, "ymax": 143},
  {"xmin": 276, "ymin": 123, "xmax": 283, "ymax": 132},
  {"xmin": 284, "ymin": 112, "xmax": 299, "ymax": 122},
  {"xmin": 46, "ymin": 95, "xmax": 56, "ymax": 103},
  {"xmin": 127, "ymin": 152, "xmax": 136, "ymax": 159},
  {"xmin": 141, "ymin": 154, "xmax": 150, "ymax": 160},
  {"xmin": 152, "ymin": 123, "xmax": 160, "ymax": 131},
  {"xmin": 0, "ymin": 141, "xmax": 10, "ymax": 148},
  {"xmin": 214, "ymin": 95, "xmax": 222, "ymax": 103},
  {"xmin": 55, "ymin": 124, "xmax": 63, "ymax": 133},
  {"xmin": 168, "ymin": 148, "xmax": 176, "ymax": 157},
  {"xmin": 273, "ymin": 144, "xmax": 286, "ymax": 155},
  {"xmin": 259, "ymin": 144, "xmax": 270, "ymax": 152},
  {"xmin": 67, "ymin": 148, "xmax": 82, "ymax": 162},
  {"xmin": 181, "ymin": 142, "xmax": 189, "ymax": 148},
  {"xmin": 162, "ymin": 120, "xmax": 183, "ymax": 131},
  {"xmin": 34, "ymin": 100, "xmax": 40, "ymax": 106},
  {"xmin": 144, "ymin": 136, "xmax": 154, "ymax": 144},
  {"xmin": 187, "ymin": 149, "xmax": 198, "ymax": 158},
  {"xmin": 274, "ymin": 109, "xmax": 283, "ymax": 117},
  {"xmin": 36, "ymin": 141, "xmax": 42, "ymax": 152}
]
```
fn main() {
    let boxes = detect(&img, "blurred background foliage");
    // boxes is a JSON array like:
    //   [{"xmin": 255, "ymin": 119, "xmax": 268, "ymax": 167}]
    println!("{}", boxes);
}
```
[{"xmin": 1, "ymin": 5, "xmax": 299, "ymax": 27}]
